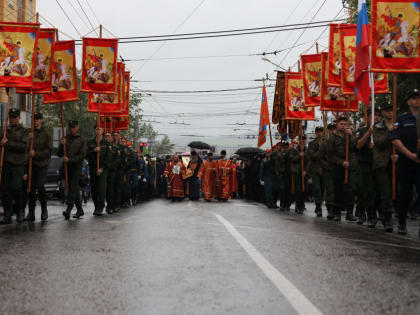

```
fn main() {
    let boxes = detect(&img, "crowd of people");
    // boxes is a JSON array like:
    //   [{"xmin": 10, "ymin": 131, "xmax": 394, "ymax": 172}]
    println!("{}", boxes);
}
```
[{"xmin": 0, "ymin": 89, "xmax": 419, "ymax": 239}]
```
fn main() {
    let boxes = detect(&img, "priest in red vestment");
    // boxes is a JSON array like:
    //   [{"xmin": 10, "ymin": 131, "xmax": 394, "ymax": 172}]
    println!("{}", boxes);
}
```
[
  {"xmin": 198, "ymin": 152, "xmax": 217, "ymax": 201},
  {"xmin": 229, "ymin": 156, "xmax": 239, "ymax": 198},
  {"xmin": 216, "ymin": 150, "xmax": 231, "ymax": 201},
  {"xmin": 163, "ymin": 154, "xmax": 186, "ymax": 201}
]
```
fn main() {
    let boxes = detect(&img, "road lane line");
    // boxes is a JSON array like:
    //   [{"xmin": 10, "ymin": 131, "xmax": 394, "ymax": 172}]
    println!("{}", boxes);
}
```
[{"xmin": 215, "ymin": 214, "xmax": 323, "ymax": 315}]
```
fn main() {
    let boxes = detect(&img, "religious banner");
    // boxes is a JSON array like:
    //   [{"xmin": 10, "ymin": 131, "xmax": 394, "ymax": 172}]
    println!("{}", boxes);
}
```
[
  {"xmin": 99, "ymin": 115, "xmax": 129, "ymax": 130},
  {"xmin": 285, "ymin": 72, "xmax": 315, "ymax": 120},
  {"xmin": 272, "ymin": 71, "xmax": 286, "ymax": 124},
  {"xmin": 123, "ymin": 70, "xmax": 130, "ymax": 114},
  {"xmin": 81, "ymin": 37, "xmax": 118, "ymax": 93},
  {"xmin": 17, "ymin": 28, "xmax": 55, "ymax": 94},
  {"xmin": 321, "ymin": 52, "xmax": 358, "ymax": 112},
  {"xmin": 88, "ymin": 62, "xmax": 123, "ymax": 113},
  {"xmin": 301, "ymin": 53, "xmax": 322, "ymax": 106},
  {"xmin": 328, "ymin": 23, "xmax": 344, "ymax": 87},
  {"xmin": 371, "ymin": 0, "xmax": 420, "ymax": 72},
  {"xmin": 43, "ymin": 40, "xmax": 78, "ymax": 104},
  {"xmin": 0, "ymin": 21, "xmax": 40, "ymax": 88}
]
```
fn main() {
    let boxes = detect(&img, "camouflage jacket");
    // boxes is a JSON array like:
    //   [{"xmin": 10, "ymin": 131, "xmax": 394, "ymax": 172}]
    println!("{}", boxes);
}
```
[
  {"xmin": 289, "ymin": 146, "xmax": 308, "ymax": 174},
  {"xmin": 307, "ymin": 138, "xmax": 323, "ymax": 174},
  {"xmin": 32, "ymin": 127, "xmax": 52, "ymax": 168},
  {"xmin": 0, "ymin": 123, "xmax": 29, "ymax": 165},
  {"xmin": 87, "ymin": 138, "xmax": 112, "ymax": 170},
  {"xmin": 355, "ymin": 126, "xmax": 373, "ymax": 165},
  {"xmin": 373, "ymin": 120, "xmax": 393, "ymax": 170},
  {"xmin": 326, "ymin": 132, "xmax": 357, "ymax": 169},
  {"xmin": 107, "ymin": 143, "xmax": 121, "ymax": 171},
  {"xmin": 57, "ymin": 132, "xmax": 87, "ymax": 165}
]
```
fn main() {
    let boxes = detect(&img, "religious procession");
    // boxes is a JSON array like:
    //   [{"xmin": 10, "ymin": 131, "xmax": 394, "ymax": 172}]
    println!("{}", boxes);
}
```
[{"xmin": 1, "ymin": 0, "xmax": 420, "ymax": 314}]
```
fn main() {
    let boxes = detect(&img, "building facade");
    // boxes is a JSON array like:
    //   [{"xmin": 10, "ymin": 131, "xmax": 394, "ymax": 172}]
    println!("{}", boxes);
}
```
[{"xmin": 0, "ymin": 0, "xmax": 37, "ymax": 127}]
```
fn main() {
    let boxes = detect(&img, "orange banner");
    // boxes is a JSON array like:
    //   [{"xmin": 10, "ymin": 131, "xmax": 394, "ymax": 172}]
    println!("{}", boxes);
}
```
[{"xmin": 285, "ymin": 72, "xmax": 315, "ymax": 120}]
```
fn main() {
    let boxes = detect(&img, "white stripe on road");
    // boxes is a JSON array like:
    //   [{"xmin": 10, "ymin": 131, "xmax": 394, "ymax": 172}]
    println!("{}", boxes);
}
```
[{"xmin": 215, "ymin": 213, "xmax": 323, "ymax": 315}]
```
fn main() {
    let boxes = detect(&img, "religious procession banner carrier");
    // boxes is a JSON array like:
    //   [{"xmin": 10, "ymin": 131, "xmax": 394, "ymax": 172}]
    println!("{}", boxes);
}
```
[
  {"xmin": 88, "ymin": 61, "xmax": 123, "ymax": 113},
  {"xmin": 0, "ymin": 21, "xmax": 40, "ymax": 88},
  {"xmin": 321, "ymin": 52, "xmax": 358, "ymax": 112},
  {"xmin": 285, "ymin": 72, "xmax": 315, "ymax": 120},
  {"xmin": 43, "ymin": 40, "xmax": 79, "ymax": 104},
  {"xmin": 371, "ymin": 0, "xmax": 420, "ymax": 72},
  {"xmin": 81, "ymin": 37, "xmax": 118, "ymax": 94},
  {"xmin": 301, "ymin": 54, "xmax": 322, "ymax": 106},
  {"xmin": 17, "ymin": 28, "xmax": 56, "ymax": 94}
]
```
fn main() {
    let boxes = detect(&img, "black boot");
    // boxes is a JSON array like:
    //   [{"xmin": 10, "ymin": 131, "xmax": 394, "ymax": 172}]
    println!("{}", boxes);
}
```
[
  {"xmin": 398, "ymin": 215, "xmax": 407, "ymax": 235},
  {"xmin": 73, "ymin": 201, "xmax": 84, "ymax": 219},
  {"xmin": 63, "ymin": 204, "xmax": 74, "ymax": 220},
  {"xmin": 0, "ymin": 212, "xmax": 12, "ymax": 224},
  {"xmin": 334, "ymin": 207, "xmax": 341, "ymax": 222},
  {"xmin": 326, "ymin": 205, "xmax": 334, "ymax": 220},
  {"xmin": 16, "ymin": 207, "xmax": 24, "ymax": 223},
  {"xmin": 40, "ymin": 201, "xmax": 48, "ymax": 221},
  {"xmin": 356, "ymin": 208, "xmax": 366, "ymax": 225},
  {"xmin": 315, "ymin": 203, "xmax": 322, "ymax": 217},
  {"xmin": 384, "ymin": 211, "xmax": 393, "ymax": 233},
  {"xmin": 93, "ymin": 201, "xmax": 104, "ymax": 216},
  {"xmin": 25, "ymin": 205, "xmax": 36, "ymax": 222},
  {"xmin": 345, "ymin": 207, "xmax": 356, "ymax": 222}
]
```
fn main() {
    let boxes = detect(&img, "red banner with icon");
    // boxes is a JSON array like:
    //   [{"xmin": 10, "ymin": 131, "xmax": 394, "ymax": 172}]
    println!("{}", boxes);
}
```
[
  {"xmin": 285, "ymin": 72, "xmax": 315, "ymax": 120},
  {"xmin": 371, "ymin": 0, "xmax": 420, "ymax": 73},
  {"xmin": 43, "ymin": 40, "xmax": 79, "ymax": 103},
  {"xmin": 0, "ymin": 21, "xmax": 40, "ymax": 88},
  {"xmin": 81, "ymin": 37, "xmax": 118, "ymax": 93},
  {"xmin": 301, "ymin": 53, "xmax": 322, "ymax": 106}
]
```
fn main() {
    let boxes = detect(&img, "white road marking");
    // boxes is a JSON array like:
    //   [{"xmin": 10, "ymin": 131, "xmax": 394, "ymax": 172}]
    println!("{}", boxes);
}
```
[{"xmin": 215, "ymin": 213, "xmax": 323, "ymax": 315}]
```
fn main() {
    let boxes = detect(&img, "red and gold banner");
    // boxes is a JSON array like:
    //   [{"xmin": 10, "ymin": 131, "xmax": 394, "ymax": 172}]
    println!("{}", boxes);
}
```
[
  {"xmin": 88, "ymin": 62, "xmax": 123, "ymax": 113},
  {"xmin": 122, "ymin": 70, "xmax": 130, "ymax": 114},
  {"xmin": 301, "ymin": 54, "xmax": 322, "ymax": 106},
  {"xmin": 285, "ymin": 72, "xmax": 315, "ymax": 120},
  {"xmin": 340, "ymin": 25, "xmax": 357, "ymax": 95},
  {"xmin": 0, "ymin": 21, "xmax": 40, "ymax": 88},
  {"xmin": 99, "ymin": 115, "xmax": 129, "ymax": 130},
  {"xmin": 17, "ymin": 28, "xmax": 55, "ymax": 94},
  {"xmin": 43, "ymin": 41, "xmax": 78, "ymax": 104},
  {"xmin": 372, "ymin": 0, "xmax": 420, "ymax": 72},
  {"xmin": 81, "ymin": 37, "xmax": 118, "ymax": 93},
  {"xmin": 328, "ymin": 23, "xmax": 344, "ymax": 87},
  {"xmin": 272, "ymin": 71, "xmax": 286, "ymax": 124},
  {"xmin": 321, "ymin": 52, "xmax": 358, "ymax": 112}
]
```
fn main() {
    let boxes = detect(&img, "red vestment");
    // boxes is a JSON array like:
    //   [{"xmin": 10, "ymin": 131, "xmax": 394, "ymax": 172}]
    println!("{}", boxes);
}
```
[
  {"xmin": 198, "ymin": 160, "xmax": 216, "ymax": 200},
  {"xmin": 229, "ymin": 162, "xmax": 238, "ymax": 195},
  {"xmin": 216, "ymin": 159, "xmax": 231, "ymax": 199},
  {"xmin": 164, "ymin": 161, "xmax": 186, "ymax": 198}
]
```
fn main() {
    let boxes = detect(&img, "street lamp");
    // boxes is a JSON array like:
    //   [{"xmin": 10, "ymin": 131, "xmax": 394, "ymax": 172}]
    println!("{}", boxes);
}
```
[{"xmin": 261, "ymin": 57, "xmax": 288, "ymax": 71}]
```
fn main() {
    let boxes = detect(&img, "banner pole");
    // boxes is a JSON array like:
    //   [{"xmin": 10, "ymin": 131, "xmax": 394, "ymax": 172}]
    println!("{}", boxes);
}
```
[
  {"xmin": 27, "ymin": 92, "xmax": 36, "ymax": 192},
  {"xmin": 392, "ymin": 74, "xmax": 397, "ymax": 200}
]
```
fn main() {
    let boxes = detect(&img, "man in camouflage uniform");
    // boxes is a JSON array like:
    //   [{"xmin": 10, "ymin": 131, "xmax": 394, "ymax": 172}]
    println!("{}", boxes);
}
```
[
  {"xmin": 326, "ymin": 117, "xmax": 357, "ymax": 222},
  {"xmin": 105, "ymin": 131, "xmax": 119, "ymax": 214},
  {"xmin": 0, "ymin": 108, "xmax": 29, "ymax": 224},
  {"xmin": 307, "ymin": 126, "xmax": 324, "ymax": 217},
  {"xmin": 373, "ymin": 103, "xmax": 396, "ymax": 232},
  {"xmin": 289, "ymin": 136, "xmax": 308, "ymax": 214},
  {"xmin": 26, "ymin": 113, "xmax": 52, "ymax": 222},
  {"xmin": 87, "ymin": 126, "xmax": 111, "ymax": 216},
  {"xmin": 58, "ymin": 120, "xmax": 87, "ymax": 220},
  {"xmin": 112, "ymin": 131, "xmax": 123, "ymax": 211}
]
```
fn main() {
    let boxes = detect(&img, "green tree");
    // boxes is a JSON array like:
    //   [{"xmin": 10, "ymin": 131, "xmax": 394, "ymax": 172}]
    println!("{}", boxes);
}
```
[{"xmin": 153, "ymin": 135, "xmax": 175, "ymax": 155}]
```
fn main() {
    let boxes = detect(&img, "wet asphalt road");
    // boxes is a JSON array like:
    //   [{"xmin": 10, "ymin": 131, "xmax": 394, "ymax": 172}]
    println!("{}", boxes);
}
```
[{"xmin": 1, "ymin": 199, "xmax": 420, "ymax": 315}]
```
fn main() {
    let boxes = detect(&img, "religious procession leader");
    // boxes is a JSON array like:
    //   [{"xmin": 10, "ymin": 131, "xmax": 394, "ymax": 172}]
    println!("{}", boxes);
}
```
[
  {"xmin": 215, "ymin": 150, "xmax": 231, "ymax": 201},
  {"xmin": 164, "ymin": 154, "xmax": 186, "ymax": 202},
  {"xmin": 198, "ymin": 152, "xmax": 217, "ymax": 202}
]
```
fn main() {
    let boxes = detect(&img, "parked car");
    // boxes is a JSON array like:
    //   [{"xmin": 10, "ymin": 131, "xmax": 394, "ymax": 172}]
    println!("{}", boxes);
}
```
[{"xmin": 46, "ymin": 156, "xmax": 63, "ymax": 199}]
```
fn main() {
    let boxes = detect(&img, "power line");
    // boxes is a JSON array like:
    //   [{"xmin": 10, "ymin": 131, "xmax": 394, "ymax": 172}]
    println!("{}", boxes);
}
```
[
  {"xmin": 75, "ymin": 0, "xmax": 98, "ymax": 36},
  {"xmin": 84, "ymin": 0, "xmax": 102, "ymax": 25},
  {"xmin": 55, "ymin": 0, "xmax": 82, "ymax": 38},
  {"xmin": 65, "ymin": 0, "xmax": 91, "ymax": 31},
  {"xmin": 133, "ymin": 86, "xmax": 267, "ymax": 94}
]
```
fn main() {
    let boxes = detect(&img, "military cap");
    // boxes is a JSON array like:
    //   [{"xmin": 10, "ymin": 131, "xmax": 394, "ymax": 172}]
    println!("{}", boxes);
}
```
[
  {"xmin": 336, "ymin": 116, "xmax": 347, "ymax": 122},
  {"xmin": 112, "ymin": 130, "xmax": 120, "ymax": 135},
  {"xmin": 9, "ymin": 108, "xmax": 20, "ymax": 118},
  {"xmin": 381, "ymin": 103, "xmax": 393, "ymax": 111},
  {"xmin": 315, "ymin": 126, "xmax": 324, "ymax": 132},
  {"xmin": 327, "ymin": 123, "xmax": 336, "ymax": 129},
  {"xmin": 406, "ymin": 88, "xmax": 420, "ymax": 101},
  {"xmin": 68, "ymin": 120, "xmax": 79, "ymax": 128},
  {"xmin": 34, "ymin": 113, "xmax": 43, "ymax": 120},
  {"xmin": 302, "ymin": 134, "xmax": 307, "ymax": 140}
]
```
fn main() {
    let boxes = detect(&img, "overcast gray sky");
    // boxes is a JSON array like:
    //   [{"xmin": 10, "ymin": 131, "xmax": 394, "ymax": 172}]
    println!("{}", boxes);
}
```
[{"xmin": 37, "ymin": 0, "xmax": 346, "ymax": 151}]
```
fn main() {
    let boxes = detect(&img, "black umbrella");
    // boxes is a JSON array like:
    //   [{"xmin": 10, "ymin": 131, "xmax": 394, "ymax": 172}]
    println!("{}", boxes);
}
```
[
  {"xmin": 235, "ymin": 147, "xmax": 264, "ymax": 156},
  {"xmin": 188, "ymin": 141, "xmax": 211, "ymax": 150}
]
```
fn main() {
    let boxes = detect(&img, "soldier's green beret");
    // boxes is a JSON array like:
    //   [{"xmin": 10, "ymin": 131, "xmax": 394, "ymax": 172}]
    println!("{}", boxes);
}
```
[{"xmin": 9, "ymin": 108, "xmax": 20, "ymax": 118}]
